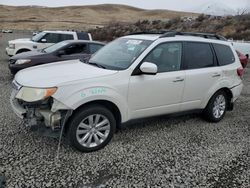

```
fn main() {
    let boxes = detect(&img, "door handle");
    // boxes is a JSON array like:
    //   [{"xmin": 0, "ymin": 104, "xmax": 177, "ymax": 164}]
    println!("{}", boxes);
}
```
[
  {"xmin": 173, "ymin": 77, "xmax": 184, "ymax": 82},
  {"xmin": 212, "ymin": 73, "xmax": 221, "ymax": 77}
]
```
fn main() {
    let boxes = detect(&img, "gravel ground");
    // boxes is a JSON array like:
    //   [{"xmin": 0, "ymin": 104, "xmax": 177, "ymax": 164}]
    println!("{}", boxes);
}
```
[{"xmin": 0, "ymin": 32, "xmax": 249, "ymax": 188}]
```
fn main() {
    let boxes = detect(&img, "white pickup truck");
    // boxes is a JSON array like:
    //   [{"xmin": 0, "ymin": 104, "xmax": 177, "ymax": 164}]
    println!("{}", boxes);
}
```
[{"xmin": 6, "ymin": 31, "xmax": 92, "ymax": 56}]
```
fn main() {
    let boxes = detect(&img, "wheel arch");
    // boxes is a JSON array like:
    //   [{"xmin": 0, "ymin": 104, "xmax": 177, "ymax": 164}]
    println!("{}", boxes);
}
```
[
  {"xmin": 204, "ymin": 87, "xmax": 233, "ymax": 110},
  {"xmin": 65, "ymin": 99, "xmax": 122, "ymax": 131},
  {"xmin": 16, "ymin": 48, "xmax": 31, "ymax": 54}
]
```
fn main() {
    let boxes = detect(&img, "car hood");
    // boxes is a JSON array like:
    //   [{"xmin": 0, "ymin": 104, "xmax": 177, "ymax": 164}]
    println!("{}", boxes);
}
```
[
  {"xmin": 9, "ymin": 38, "xmax": 34, "ymax": 44},
  {"xmin": 11, "ymin": 50, "xmax": 43, "ymax": 59},
  {"xmin": 15, "ymin": 59, "xmax": 118, "ymax": 88}
]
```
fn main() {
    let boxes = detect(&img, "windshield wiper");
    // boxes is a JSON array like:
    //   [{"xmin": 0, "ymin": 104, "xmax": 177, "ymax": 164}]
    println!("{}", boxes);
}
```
[
  {"xmin": 80, "ymin": 58, "xmax": 106, "ymax": 69},
  {"xmin": 88, "ymin": 62, "xmax": 106, "ymax": 69},
  {"xmin": 40, "ymin": 49, "xmax": 46, "ymax": 53}
]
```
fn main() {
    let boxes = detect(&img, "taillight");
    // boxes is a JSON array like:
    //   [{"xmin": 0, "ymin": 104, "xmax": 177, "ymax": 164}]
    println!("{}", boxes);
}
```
[{"xmin": 237, "ymin": 67, "xmax": 244, "ymax": 77}]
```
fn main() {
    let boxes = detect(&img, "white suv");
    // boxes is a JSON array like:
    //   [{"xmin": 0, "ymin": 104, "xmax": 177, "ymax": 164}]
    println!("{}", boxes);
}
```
[
  {"xmin": 6, "ymin": 30, "xmax": 92, "ymax": 56},
  {"xmin": 10, "ymin": 32, "xmax": 243, "ymax": 152}
]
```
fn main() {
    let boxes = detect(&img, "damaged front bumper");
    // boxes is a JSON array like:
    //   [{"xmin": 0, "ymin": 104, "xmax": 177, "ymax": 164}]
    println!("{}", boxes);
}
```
[{"xmin": 10, "ymin": 88, "xmax": 71, "ymax": 131}]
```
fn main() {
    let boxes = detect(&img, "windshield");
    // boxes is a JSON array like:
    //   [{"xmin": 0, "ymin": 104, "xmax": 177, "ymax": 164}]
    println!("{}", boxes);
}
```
[
  {"xmin": 43, "ymin": 41, "xmax": 69, "ymax": 53},
  {"xmin": 31, "ymin": 32, "xmax": 46, "ymax": 42},
  {"xmin": 89, "ymin": 38, "xmax": 152, "ymax": 70}
]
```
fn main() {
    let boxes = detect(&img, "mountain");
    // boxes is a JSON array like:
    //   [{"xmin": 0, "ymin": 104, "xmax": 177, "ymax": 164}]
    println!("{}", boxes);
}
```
[
  {"xmin": 192, "ymin": 2, "xmax": 237, "ymax": 16},
  {"xmin": 0, "ymin": 4, "xmax": 198, "ymax": 30}
]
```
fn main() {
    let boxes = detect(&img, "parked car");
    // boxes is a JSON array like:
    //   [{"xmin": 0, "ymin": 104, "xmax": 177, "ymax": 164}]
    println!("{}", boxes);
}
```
[
  {"xmin": 10, "ymin": 32, "xmax": 243, "ymax": 152},
  {"xmin": 2, "ymin": 29, "xmax": 13, "ymax": 33},
  {"xmin": 8, "ymin": 40, "xmax": 105, "ymax": 74},
  {"xmin": 236, "ymin": 50, "xmax": 248, "ymax": 68},
  {"xmin": 6, "ymin": 30, "xmax": 92, "ymax": 56}
]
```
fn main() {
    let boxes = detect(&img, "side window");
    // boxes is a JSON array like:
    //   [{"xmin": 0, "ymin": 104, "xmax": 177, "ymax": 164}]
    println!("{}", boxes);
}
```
[
  {"xmin": 77, "ymin": 33, "xmax": 90, "ymax": 40},
  {"xmin": 42, "ymin": 33, "xmax": 60, "ymax": 43},
  {"xmin": 213, "ymin": 43, "xmax": 235, "ymax": 66},
  {"xmin": 64, "ymin": 44, "xmax": 88, "ymax": 55},
  {"xmin": 184, "ymin": 42, "xmax": 214, "ymax": 69},
  {"xmin": 59, "ymin": 34, "xmax": 74, "ymax": 42},
  {"xmin": 143, "ymin": 42, "xmax": 182, "ymax": 73},
  {"xmin": 89, "ymin": 44, "xmax": 103, "ymax": 54}
]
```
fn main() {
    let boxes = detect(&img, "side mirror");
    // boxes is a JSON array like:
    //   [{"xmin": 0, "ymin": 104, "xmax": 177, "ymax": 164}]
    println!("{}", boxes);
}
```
[
  {"xmin": 40, "ymin": 38, "xmax": 47, "ymax": 43},
  {"xmin": 140, "ymin": 62, "xmax": 157, "ymax": 75},
  {"xmin": 57, "ymin": 50, "xmax": 65, "ymax": 56}
]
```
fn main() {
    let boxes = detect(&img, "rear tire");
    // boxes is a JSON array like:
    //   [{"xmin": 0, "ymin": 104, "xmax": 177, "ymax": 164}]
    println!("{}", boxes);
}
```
[
  {"xmin": 67, "ymin": 105, "xmax": 116, "ymax": 152},
  {"xmin": 203, "ymin": 90, "xmax": 228, "ymax": 122}
]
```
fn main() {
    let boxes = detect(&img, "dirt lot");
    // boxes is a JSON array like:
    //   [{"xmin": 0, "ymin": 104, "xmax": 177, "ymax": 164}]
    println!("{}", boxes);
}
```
[{"xmin": 0, "ymin": 32, "xmax": 249, "ymax": 188}]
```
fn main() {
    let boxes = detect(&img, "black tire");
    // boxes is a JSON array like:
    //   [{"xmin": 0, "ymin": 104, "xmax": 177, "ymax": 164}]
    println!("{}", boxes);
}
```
[
  {"xmin": 203, "ymin": 90, "xmax": 228, "ymax": 122},
  {"xmin": 67, "ymin": 105, "xmax": 116, "ymax": 152}
]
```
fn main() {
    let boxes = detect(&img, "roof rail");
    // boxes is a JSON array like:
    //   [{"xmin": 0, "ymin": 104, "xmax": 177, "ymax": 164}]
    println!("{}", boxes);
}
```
[
  {"xmin": 160, "ymin": 31, "xmax": 227, "ymax": 41},
  {"xmin": 128, "ymin": 31, "xmax": 169, "ymax": 35}
]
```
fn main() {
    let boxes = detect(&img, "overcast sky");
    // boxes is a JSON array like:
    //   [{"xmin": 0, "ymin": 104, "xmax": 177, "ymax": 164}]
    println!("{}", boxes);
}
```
[{"xmin": 1, "ymin": 0, "xmax": 249, "ymax": 11}]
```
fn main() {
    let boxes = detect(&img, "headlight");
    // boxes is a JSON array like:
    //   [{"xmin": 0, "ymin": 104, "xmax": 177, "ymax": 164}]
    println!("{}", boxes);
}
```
[
  {"xmin": 9, "ymin": 43, "xmax": 15, "ymax": 49},
  {"xmin": 16, "ymin": 87, "xmax": 57, "ymax": 102},
  {"xmin": 15, "ymin": 59, "xmax": 31, "ymax": 65}
]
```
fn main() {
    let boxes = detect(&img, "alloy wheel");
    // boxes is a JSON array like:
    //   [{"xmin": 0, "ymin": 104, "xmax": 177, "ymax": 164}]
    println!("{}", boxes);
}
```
[
  {"xmin": 76, "ymin": 114, "xmax": 111, "ymax": 148},
  {"xmin": 212, "ymin": 94, "xmax": 226, "ymax": 119}
]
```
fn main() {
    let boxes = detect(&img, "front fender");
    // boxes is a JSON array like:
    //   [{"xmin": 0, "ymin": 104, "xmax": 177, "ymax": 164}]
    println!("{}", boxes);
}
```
[{"xmin": 53, "ymin": 86, "xmax": 129, "ymax": 122}]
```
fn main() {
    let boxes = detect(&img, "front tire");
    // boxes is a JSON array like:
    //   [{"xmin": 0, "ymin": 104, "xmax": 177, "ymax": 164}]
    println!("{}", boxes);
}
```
[
  {"xmin": 203, "ymin": 91, "xmax": 228, "ymax": 122},
  {"xmin": 67, "ymin": 105, "xmax": 116, "ymax": 152}
]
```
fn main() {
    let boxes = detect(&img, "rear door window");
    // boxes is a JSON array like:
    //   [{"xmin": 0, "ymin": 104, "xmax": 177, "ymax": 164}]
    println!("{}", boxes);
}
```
[
  {"xmin": 59, "ymin": 34, "xmax": 74, "ymax": 41},
  {"xmin": 212, "ymin": 43, "xmax": 235, "ymax": 66},
  {"xmin": 89, "ymin": 44, "xmax": 104, "ymax": 54},
  {"xmin": 184, "ymin": 42, "xmax": 214, "ymax": 69},
  {"xmin": 64, "ymin": 44, "xmax": 88, "ymax": 55}
]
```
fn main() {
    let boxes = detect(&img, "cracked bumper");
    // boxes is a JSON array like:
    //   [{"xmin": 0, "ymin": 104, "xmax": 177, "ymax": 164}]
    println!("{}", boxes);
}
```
[{"xmin": 10, "ymin": 89, "xmax": 26, "ymax": 119}]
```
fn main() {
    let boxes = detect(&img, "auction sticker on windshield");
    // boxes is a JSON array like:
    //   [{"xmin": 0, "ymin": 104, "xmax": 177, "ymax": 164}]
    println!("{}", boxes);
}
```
[{"xmin": 126, "ymin": 40, "xmax": 143, "ymax": 45}]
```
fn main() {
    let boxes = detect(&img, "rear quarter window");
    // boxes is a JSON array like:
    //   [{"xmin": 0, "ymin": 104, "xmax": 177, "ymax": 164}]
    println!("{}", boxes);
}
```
[
  {"xmin": 213, "ymin": 43, "xmax": 235, "ymax": 66},
  {"xmin": 77, "ymin": 33, "xmax": 90, "ymax": 40}
]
